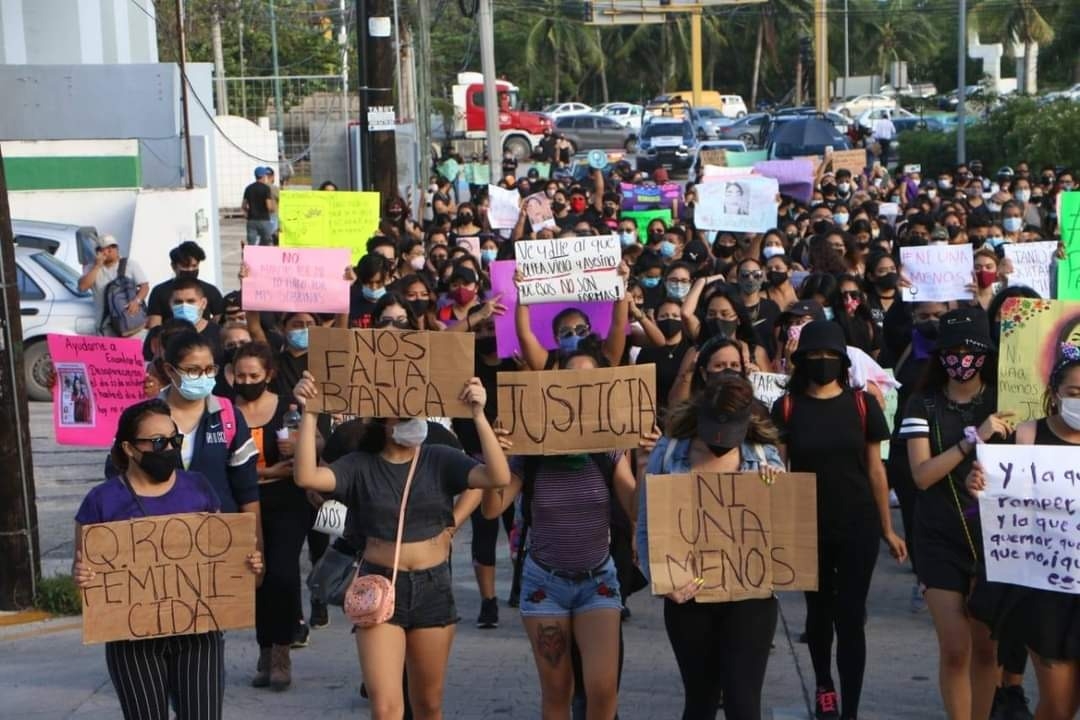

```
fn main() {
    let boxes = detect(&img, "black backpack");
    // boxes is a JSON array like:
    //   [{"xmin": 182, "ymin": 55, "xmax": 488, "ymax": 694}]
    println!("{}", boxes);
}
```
[{"xmin": 102, "ymin": 258, "xmax": 147, "ymax": 336}]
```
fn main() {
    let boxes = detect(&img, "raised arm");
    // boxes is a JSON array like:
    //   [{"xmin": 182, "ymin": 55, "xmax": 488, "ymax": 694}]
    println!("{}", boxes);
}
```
[
  {"xmin": 292, "ymin": 371, "xmax": 338, "ymax": 493},
  {"xmin": 515, "ymin": 299, "xmax": 550, "ymax": 371},
  {"xmin": 601, "ymin": 294, "xmax": 630, "ymax": 366},
  {"xmin": 462, "ymin": 378, "xmax": 512, "ymax": 490}
]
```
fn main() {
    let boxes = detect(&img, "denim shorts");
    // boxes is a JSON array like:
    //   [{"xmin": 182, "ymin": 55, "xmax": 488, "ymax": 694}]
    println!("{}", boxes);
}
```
[
  {"xmin": 519, "ymin": 555, "xmax": 622, "ymax": 618},
  {"xmin": 356, "ymin": 560, "xmax": 458, "ymax": 630}
]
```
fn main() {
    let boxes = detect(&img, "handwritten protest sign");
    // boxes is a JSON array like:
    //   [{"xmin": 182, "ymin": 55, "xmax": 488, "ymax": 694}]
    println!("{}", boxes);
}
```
[
  {"xmin": 437, "ymin": 158, "xmax": 459, "ymax": 182},
  {"xmin": 489, "ymin": 260, "xmax": 616, "ymax": 358},
  {"xmin": 619, "ymin": 182, "xmax": 682, "ymax": 211},
  {"xmin": 827, "ymin": 149, "xmax": 866, "ymax": 177},
  {"xmin": 524, "ymin": 191, "xmax": 556, "ymax": 232},
  {"xmin": 623, "ymin": 209, "xmax": 672, "ymax": 240},
  {"xmin": 487, "ymin": 184, "xmax": 520, "ymax": 229},
  {"xmin": 47, "ymin": 334, "xmax": 144, "ymax": 447},
  {"xmin": 279, "ymin": 190, "xmax": 380, "ymax": 262},
  {"xmin": 998, "ymin": 298, "xmax": 1080, "ymax": 421},
  {"xmin": 496, "ymin": 365, "xmax": 657, "ymax": 454},
  {"xmin": 1004, "ymin": 241, "xmax": 1056, "ymax": 299},
  {"xmin": 515, "ymin": 236, "xmax": 624, "ymax": 305},
  {"xmin": 80, "ymin": 513, "xmax": 256, "ymax": 644},
  {"xmin": 754, "ymin": 159, "xmax": 814, "ymax": 204},
  {"xmin": 695, "ymin": 176, "xmax": 779, "ymax": 232},
  {"xmin": 699, "ymin": 149, "xmax": 727, "ymax": 167},
  {"xmin": 1058, "ymin": 192, "xmax": 1080, "ymax": 300},
  {"xmin": 463, "ymin": 162, "xmax": 490, "ymax": 185},
  {"xmin": 307, "ymin": 327, "xmax": 475, "ymax": 417},
  {"xmin": 724, "ymin": 149, "xmax": 768, "ymax": 168},
  {"xmin": 646, "ymin": 471, "xmax": 818, "ymax": 602},
  {"xmin": 312, "ymin": 500, "xmax": 348, "ymax": 537},
  {"xmin": 900, "ymin": 244, "xmax": 973, "ymax": 302},
  {"xmin": 977, "ymin": 445, "xmax": 1080, "ymax": 594},
  {"xmin": 749, "ymin": 372, "xmax": 786, "ymax": 411},
  {"xmin": 241, "ymin": 246, "xmax": 350, "ymax": 313}
]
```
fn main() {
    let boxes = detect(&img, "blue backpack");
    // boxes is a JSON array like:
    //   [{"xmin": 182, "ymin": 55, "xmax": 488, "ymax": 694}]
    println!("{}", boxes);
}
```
[{"xmin": 102, "ymin": 258, "xmax": 147, "ymax": 336}]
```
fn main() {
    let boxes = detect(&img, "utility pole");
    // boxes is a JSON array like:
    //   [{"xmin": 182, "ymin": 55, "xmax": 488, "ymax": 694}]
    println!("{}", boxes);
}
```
[
  {"xmin": 957, "ymin": 0, "xmax": 967, "ymax": 164},
  {"xmin": 813, "ymin": 0, "xmax": 828, "ymax": 112},
  {"xmin": 359, "ymin": 0, "xmax": 399, "ymax": 200},
  {"xmin": 238, "ymin": 5, "xmax": 247, "ymax": 117},
  {"xmin": 415, "ymin": 0, "xmax": 433, "ymax": 180},
  {"xmin": 175, "ymin": 0, "xmax": 195, "ymax": 189},
  {"xmin": 0, "ymin": 146, "xmax": 40, "ymax": 611},
  {"xmin": 340, "ymin": 0, "xmax": 349, "ymax": 122},
  {"xmin": 795, "ymin": 39, "xmax": 804, "ymax": 107},
  {"xmin": 478, "ymin": 0, "xmax": 501, "ymax": 182},
  {"xmin": 269, "ymin": 0, "xmax": 285, "ymax": 159},
  {"xmin": 211, "ymin": 4, "xmax": 229, "ymax": 115},
  {"xmin": 690, "ymin": 9, "xmax": 703, "ymax": 109},
  {"xmin": 842, "ymin": 0, "xmax": 849, "ymax": 100}
]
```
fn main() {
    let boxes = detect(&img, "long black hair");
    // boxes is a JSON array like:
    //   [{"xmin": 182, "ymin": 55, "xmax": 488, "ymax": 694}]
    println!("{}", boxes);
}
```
[
  {"xmin": 696, "ymin": 284, "xmax": 759, "ymax": 349},
  {"xmin": 785, "ymin": 350, "xmax": 851, "ymax": 397}
]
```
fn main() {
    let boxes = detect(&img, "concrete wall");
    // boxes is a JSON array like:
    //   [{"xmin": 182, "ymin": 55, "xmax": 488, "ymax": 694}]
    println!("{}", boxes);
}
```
[
  {"xmin": 213, "ymin": 115, "xmax": 279, "ymax": 210},
  {"xmin": 0, "ymin": 0, "xmax": 158, "ymax": 65}
]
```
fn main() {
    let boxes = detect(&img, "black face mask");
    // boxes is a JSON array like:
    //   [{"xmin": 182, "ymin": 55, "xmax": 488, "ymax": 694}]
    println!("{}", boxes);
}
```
[
  {"xmin": 913, "ymin": 319, "xmax": 940, "ymax": 339},
  {"xmin": 476, "ymin": 335, "xmax": 498, "ymax": 356},
  {"xmin": 657, "ymin": 318, "xmax": 683, "ymax": 339},
  {"xmin": 766, "ymin": 270, "xmax": 788, "ymax": 287},
  {"xmin": 223, "ymin": 346, "xmax": 240, "ymax": 365},
  {"xmin": 408, "ymin": 299, "xmax": 430, "ymax": 317},
  {"xmin": 821, "ymin": 183, "xmax": 837, "ymax": 196},
  {"xmin": 874, "ymin": 272, "xmax": 899, "ymax": 290},
  {"xmin": 234, "ymin": 380, "xmax": 267, "ymax": 402},
  {"xmin": 803, "ymin": 357, "xmax": 844, "ymax": 386},
  {"xmin": 176, "ymin": 268, "xmax": 199, "ymax": 281},
  {"xmin": 603, "ymin": 206, "xmax": 616, "ymax": 217},
  {"xmin": 714, "ymin": 244, "xmax": 736, "ymax": 259},
  {"xmin": 704, "ymin": 318, "xmax": 738, "ymax": 340},
  {"xmin": 134, "ymin": 448, "xmax": 181, "ymax": 484},
  {"xmin": 812, "ymin": 219, "xmax": 832, "ymax": 235},
  {"xmin": 708, "ymin": 444, "xmax": 736, "ymax": 457},
  {"xmin": 551, "ymin": 201, "xmax": 567, "ymax": 213}
]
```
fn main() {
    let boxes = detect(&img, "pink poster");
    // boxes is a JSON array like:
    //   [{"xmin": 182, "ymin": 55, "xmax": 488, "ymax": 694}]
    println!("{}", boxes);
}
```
[
  {"xmin": 242, "ymin": 246, "xmax": 351, "ymax": 314},
  {"xmin": 489, "ymin": 260, "xmax": 616, "ymax": 358},
  {"xmin": 47, "ymin": 334, "xmax": 145, "ymax": 447}
]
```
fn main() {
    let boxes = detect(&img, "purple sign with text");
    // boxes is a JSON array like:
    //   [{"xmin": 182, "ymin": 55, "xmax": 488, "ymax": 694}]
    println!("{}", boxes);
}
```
[
  {"xmin": 620, "ymin": 182, "xmax": 683, "ymax": 211},
  {"xmin": 490, "ymin": 260, "xmax": 615, "ymax": 358}
]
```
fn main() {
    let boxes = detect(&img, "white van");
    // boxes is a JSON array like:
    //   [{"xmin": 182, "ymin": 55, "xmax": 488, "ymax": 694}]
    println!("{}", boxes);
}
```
[{"xmin": 719, "ymin": 95, "xmax": 749, "ymax": 119}]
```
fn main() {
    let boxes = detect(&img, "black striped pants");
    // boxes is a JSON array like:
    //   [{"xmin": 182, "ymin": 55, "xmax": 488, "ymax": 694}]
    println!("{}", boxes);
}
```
[{"xmin": 105, "ymin": 632, "xmax": 225, "ymax": 720}]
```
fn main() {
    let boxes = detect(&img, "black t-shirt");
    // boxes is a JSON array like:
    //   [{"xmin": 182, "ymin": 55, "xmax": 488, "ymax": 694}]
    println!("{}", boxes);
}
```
[
  {"xmin": 747, "ymin": 298, "xmax": 781, "ymax": 358},
  {"xmin": 199, "ymin": 321, "xmax": 224, "ymax": 367},
  {"xmin": 147, "ymin": 278, "xmax": 225, "ymax": 321},
  {"xmin": 243, "ymin": 182, "xmax": 272, "ymax": 220},
  {"xmin": 771, "ymin": 389, "xmax": 890, "ymax": 538},
  {"xmin": 348, "ymin": 289, "xmax": 378, "ymax": 329},
  {"xmin": 452, "ymin": 356, "xmax": 518, "ymax": 456},
  {"xmin": 246, "ymin": 395, "xmax": 290, "ymax": 468},
  {"xmin": 274, "ymin": 350, "xmax": 307, "ymax": 399},
  {"xmin": 636, "ymin": 339, "xmax": 690, "ymax": 422}
]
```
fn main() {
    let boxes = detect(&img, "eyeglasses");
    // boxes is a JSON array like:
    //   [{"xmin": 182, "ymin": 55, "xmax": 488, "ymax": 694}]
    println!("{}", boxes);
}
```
[
  {"xmin": 739, "ymin": 271, "xmax": 763, "ymax": 280},
  {"xmin": 223, "ymin": 342, "xmax": 248, "ymax": 352},
  {"xmin": 376, "ymin": 316, "xmax": 412, "ymax": 329},
  {"xmin": 556, "ymin": 323, "xmax": 591, "ymax": 340},
  {"xmin": 133, "ymin": 434, "xmax": 183, "ymax": 452},
  {"xmin": 174, "ymin": 365, "xmax": 218, "ymax": 380},
  {"xmin": 666, "ymin": 278, "xmax": 691, "ymax": 286}
]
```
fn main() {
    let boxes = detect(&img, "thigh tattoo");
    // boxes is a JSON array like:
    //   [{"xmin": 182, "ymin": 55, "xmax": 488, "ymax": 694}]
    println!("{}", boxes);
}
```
[{"xmin": 536, "ymin": 623, "xmax": 567, "ymax": 667}]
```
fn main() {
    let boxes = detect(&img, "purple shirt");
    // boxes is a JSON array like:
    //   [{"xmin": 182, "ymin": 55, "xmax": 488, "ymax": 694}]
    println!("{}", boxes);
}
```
[{"xmin": 75, "ymin": 470, "xmax": 221, "ymax": 524}]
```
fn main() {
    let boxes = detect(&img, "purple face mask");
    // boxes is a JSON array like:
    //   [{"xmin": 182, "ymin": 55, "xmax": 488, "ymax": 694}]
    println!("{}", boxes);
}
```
[{"xmin": 939, "ymin": 351, "xmax": 987, "ymax": 382}]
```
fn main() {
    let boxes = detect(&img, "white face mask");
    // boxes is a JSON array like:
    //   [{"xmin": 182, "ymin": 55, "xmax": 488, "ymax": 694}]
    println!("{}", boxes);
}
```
[
  {"xmin": 762, "ymin": 245, "xmax": 785, "ymax": 260},
  {"xmin": 391, "ymin": 418, "xmax": 428, "ymax": 447},
  {"xmin": 1060, "ymin": 397, "xmax": 1080, "ymax": 431}
]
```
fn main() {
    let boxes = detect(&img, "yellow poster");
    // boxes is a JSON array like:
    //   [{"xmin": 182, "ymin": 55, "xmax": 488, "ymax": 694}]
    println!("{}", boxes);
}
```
[
  {"xmin": 279, "ymin": 190, "xmax": 381, "ymax": 262},
  {"xmin": 998, "ymin": 298, "xmax": 1080, "ymax": 421}
]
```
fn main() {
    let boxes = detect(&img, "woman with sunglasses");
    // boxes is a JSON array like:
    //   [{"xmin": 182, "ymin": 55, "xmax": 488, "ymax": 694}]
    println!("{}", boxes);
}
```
[
  {"xmin": 734, "ymin": 257, "xmax": 781, "ymax": 357},
  {"xmin": 73, "ymin": 399, "xmax": 264, "ymax": 720},
  {"xmin": 515, "ymin": 287, "xmax": 630, "ymax": 371},
  {"xmin": 831, "ymin": 275, "xmax": 879, "ymax": 359},
  {"xmin": 373, "ymin": 292, "xmax": 421, "ymax": 331}
]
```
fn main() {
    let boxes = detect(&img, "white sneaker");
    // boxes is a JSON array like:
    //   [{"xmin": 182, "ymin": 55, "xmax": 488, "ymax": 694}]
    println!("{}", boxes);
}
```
[{"xmin": 889, "ymin": 489, "xmax": 900, "ymax": 508}]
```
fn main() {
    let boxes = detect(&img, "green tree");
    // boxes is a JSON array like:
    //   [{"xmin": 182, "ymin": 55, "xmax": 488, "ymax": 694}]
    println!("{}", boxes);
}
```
[
  {"xmin": 970, "ymin": 0, "xmax": 1054, "ymax": 94},
  {"xmin": 847, "ymin": 0, "xmax": 944, "ymax": 79},
  {"xmin": 523, "ymin": 0, "xmax": 603, "ymax": 103}
]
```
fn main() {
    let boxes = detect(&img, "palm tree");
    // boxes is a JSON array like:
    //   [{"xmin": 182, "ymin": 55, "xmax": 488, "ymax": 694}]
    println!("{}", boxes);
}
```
[
  {"xmin": 613, "ymin": 11, "xmax": 728, "ymax": 95},
  {"xmin": 848, "ymin": 0, "xmax": 943, "ymax": 80},
  {"xmin": 750, "ymin": 0, "xmax": 811, "ymax": 108},
  {"xmin": 524, "ymin": 0, "xmax": 603, "ymax": 102},
  {"xmin": 970, "ymin": 0, "xmax": 1054, "ymax": 94}
]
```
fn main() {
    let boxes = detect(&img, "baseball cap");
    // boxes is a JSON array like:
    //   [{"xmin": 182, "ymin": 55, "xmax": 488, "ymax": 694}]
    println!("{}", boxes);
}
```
[
  {"xmin": 779, "ymin": 299, "xmax": 826, "ymax": 324},
  {"xmin": 254, "ymin": 167, "xmax": 270, "ymax": 179},
  {"xmin": 94, "ymin": 234, "xmax": 119, "ymax": 250}
]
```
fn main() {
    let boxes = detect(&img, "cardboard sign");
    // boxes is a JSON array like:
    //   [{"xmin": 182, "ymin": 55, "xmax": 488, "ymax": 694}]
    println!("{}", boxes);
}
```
[
  {"xmin": 699, "ymin": 149, "xmax": 727, "ymax": 167},
  {"xmin": 279, "ymin": 190, "xmax": 381, "ymax": 263},
  {"xmin": 998, "ymin": 298, "xmax": 1080, "ymax": 421},
  {"xmin": 646, "ymin": 471, "xmax": 818, "ymax": 602},
  {"xmin": 487, "ymin": 184, "xmax": 520, "ymax": 229},
  {"xmin": 977, "ymin": 445, "xmax": 1080, "ymax": 593},
  {"xmin": 488, "ymin": 260, "xmax": 616, "ymax": 359},
  {"xmin": 496, "ymin": 365, "xmax": 657, "ymax": 454},
  {"xmin": 619, "ymin": 182, "xmax": 682, "ymax": 211},
  {"xmin": 80, "ymin": 513, "xmax": 256, "ymax": 644},
  {"xmin": 622, "ymin": 209, "xmax": 672, "ymax": 240},
  {"xmin": 827, "ymin": 149, "xmax": 866, "ymax": 177},
  {"xmin": 241, "ymin": 246, "xmax": 350, "ymax": 313},
  {"xmin": 524, "ymin": 191, "xmax": 556, "ymax": 231},
  {"xmin": 695, "ymin": 176, "xmax": 779, "ymax": 232},
  {"xmin": 515, "ymin": 236, "xmax": 624, "ymax": 305},
  {"xmin": 306, "ymin": 327, "xmax": 474, "ymax": 417},
  {"xmin": 1004, "ymin": 241, "xmax": 1056, "ymax": 299},
  {"xmin": 1058, "ymin": 192, "xmax": 1080, "ymax": 300},
  {"xmin": 900, "ymin": 244, "xmax": 973, "ymax": 302},
  {"xmin": 47, "ymin": 334, "xmax": 145, "ymax": 447},
  {"xmin": 749, "ymin": 372, "xmax": 787, "ymax": 411},
  {"xmin": 753, "ymin": 159, "xmax": 814, "ymax": 204}
]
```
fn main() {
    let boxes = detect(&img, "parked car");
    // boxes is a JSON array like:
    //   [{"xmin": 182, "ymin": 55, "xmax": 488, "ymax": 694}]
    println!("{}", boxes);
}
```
[
  {"xmin": 690, "ymin": 107, "xmax": 735, "ymax": 139},
  {"xmin": 13, "ymin": 219, "xmax": 99, "ymax": 274},
  {"xmin": 717, "ymin": 112, "xmax": 769, "ymax": 147},
  {"xmin": 636, "ymin": 117, "xmax": 697, "ymax": 175},
  {"xmin": 831, "ymin": 93, "xmax": 896, "ymax": 117},
  {"xmin": 689, "ymin": 140, "xmax": 749, "ymax": 183},
  {"xmin": 541, "ymin": 101, "xmax": 592, "ymax": 118},
  {"xmin": 551, "ymin": 113, "xmax": 637, "ymax": 152},
  {"xmin": 670, "ymin": 91, "xmax": 748, "ymax": 118},
  {"xmin": 765, "ymin": 117, "xmax": 852, "ymax": 159},
  {"xmin": 1039, "ymin": 84, "xmax": 1080, "ymax": 105},
  {"xmin": 855, "ymin": 106, "xmax": 916, "ymax": 130},
  {"xmin": 771, "ymin": 107, "xmax": 851, "ymax": 134},
  {"xmin": 893, "ymin": 116, "xmax": 946, "ymax": 133},
  {"xmin": 936, "ymin": 85, "xmax": 990, "ymax": 111},
  {"xmin": 596, "ymin": 102, "xmax": 645, "ymax": 131},
  {"xmin": 16, "ymin": 247, "xmax": 98, "ymax": 401}
]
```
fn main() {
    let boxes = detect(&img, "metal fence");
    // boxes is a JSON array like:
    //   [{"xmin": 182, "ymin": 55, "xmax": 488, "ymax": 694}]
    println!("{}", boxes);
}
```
[{"xmin": 223, "ymin": 74, "xmax": 358, "ymax": 181}]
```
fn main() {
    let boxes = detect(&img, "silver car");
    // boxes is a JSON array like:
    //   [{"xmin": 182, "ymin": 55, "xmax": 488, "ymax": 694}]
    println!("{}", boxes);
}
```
[{"xmin": 17, "ymin": 247, "xmax": 99, "ymax": 401}]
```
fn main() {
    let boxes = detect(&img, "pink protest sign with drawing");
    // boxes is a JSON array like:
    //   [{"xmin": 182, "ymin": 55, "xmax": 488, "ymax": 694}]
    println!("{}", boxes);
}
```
[
  {"xmin": 47, "ymin": 334, "xmax": 145, "ymax": 447},
  {"xmin": 241, "ymin": 246, "xmax": 351, "ymax": 314},
  {"xmin": 489, "ymin": 260, "xmax": 616, "ymax": 359}
]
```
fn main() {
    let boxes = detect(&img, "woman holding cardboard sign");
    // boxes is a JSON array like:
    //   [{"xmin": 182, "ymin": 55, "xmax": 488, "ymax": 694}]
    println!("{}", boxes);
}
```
[
  {"xmin": 636, "ymin": 374, "xmax": 785, "ymax": 720},
  {"xmin": 292, "ymin": 371, "xmax": 510, "ymax": 720},
  {"xmin": 73, "ymin": 399, "xmax": 264, "ymax": 720}
]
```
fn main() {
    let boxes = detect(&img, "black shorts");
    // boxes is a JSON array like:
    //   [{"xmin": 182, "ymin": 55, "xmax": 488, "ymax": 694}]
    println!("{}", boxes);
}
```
[{"xmin": 356, "ymin": 561, "xmax": 458, "ymax": 630}]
